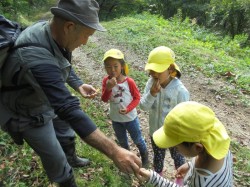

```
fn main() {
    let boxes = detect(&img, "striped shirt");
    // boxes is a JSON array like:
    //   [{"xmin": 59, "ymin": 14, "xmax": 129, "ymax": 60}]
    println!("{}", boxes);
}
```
[{"xmin": 147, "ymin": 151, "xmax": 233, "ymax": 187}]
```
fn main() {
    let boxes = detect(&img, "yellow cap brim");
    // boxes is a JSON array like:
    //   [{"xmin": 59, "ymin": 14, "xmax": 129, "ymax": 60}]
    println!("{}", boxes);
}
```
[
  {"xmin": 102, "ymin": 49, "xmax": 124, "ymax": 62},
  {"xmin": 145, "ymin": 62, "xmax": 181, "ymax": 74},
  {"xmin": 145, "ymin": 63, "xmax": 169, "ymax": 73},
  {"xmin": 102, "ymin": 55, "xmax": 123, "ymax": 62},
  {"xmin": 153, "ymin": 126, "xmax": 181, "ymax": 149}
]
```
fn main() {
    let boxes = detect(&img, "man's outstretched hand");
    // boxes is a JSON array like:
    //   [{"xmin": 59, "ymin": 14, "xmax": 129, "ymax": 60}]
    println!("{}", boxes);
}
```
[
  {"xmin": 78, "ymin": 84, "xmax": 98, "ymax": 99},
  {"xmin": 112, "ymin": 147, "xmax": 142, "ymax": 174}
]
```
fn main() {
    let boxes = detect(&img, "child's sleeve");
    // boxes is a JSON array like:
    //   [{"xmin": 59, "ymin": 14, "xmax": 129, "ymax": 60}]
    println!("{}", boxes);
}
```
[
  {"xmin": 177, "ymin": 86, "xmax": 190, "ymax": 103},
  {"xmin": 147, "ymin": 170, "xmax": 181, "ymax": 187},
  {"xmin": 126, "ymin": 77, "xmax": 140, "ymax": 113},
  {"xmin": 139, "ymin": 78, "xmax": 157, "ymax": 111},
  {"xmin": 101, "ymin": 76, "xmax": 112, "ymax": 102}
]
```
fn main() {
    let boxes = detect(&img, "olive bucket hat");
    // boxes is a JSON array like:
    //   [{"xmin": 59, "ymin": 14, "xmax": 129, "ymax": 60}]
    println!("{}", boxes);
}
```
[{"xmin": 51, "ymin": 0, "xmax": 106, "ymax": 31}]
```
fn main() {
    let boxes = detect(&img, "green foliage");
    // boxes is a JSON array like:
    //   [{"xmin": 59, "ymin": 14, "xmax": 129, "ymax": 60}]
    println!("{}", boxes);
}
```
[
  {"xmin": 146, "ymin": 0, "xmax": 250, "ymax": 42},
  {"xmin": 100, "ymin": 13, "xmax": 250, "ymax": 95},
  {"xmin": 146, "ymin": 0, "xmax": 210, "ymax": 23},
  {"xmin": 208, "ymin": 0, "xmax": 250, "ymax": 39},
  {"xmin": 96, "ymin": 0, "xmax": 148, "ymax": 21},
  {"xmin": 231, "ymin": 141, "xmax": 250, "ymax": 186},
  {"xmin": 0, "ymin": 0, "xmax": 55, "ymax": 23}
]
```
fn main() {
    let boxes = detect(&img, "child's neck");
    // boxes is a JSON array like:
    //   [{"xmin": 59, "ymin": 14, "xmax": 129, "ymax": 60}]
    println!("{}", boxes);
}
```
[
  {"xmin": 116, "ymin": 74, "xmax": 126, "ymax": 83},
  {"xmin": 196, "ymin": 152, "xmax": 224, "ymax": 174},
  {"xmin": 161, "ymin": 76, "xmax": 173, "ymax": 88}
]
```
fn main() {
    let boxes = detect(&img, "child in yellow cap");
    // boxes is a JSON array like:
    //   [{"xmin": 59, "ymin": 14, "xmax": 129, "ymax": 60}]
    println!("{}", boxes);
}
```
[
  {"xmin": 136, "ymin": 101, "xmax": 233, "ymax": 186},
  {"xmin": 101, "ymin": 49, "xmax": 149, "ymax": 167},
  {"xmin": 140, "ymin": 46, "xmax": 189, "ymax": 175}
]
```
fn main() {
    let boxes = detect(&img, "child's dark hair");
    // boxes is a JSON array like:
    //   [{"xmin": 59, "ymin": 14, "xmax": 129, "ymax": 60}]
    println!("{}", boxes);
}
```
[
  {"xmin": 181, "ymin": 142, "xmax": 194, "ymax": 147},
  {"xmin": 119, "ymin": 59, "xmax": 127, "ymax": 76},
  {"xmin": 176, "ymin": 70, "xmax": 181, "ymax": 79}
]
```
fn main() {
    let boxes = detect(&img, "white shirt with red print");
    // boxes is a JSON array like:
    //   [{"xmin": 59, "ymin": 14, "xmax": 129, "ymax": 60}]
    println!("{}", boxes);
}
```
[{"xmin": 101, "ymin": 76, "xmax": 140, "ymax": 122}]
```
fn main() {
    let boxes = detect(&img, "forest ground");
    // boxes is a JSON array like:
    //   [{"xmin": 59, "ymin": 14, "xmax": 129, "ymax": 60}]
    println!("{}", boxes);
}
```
[{"xmin": 72, "ymin": 32, "xmax": 250, "ymax": 185}]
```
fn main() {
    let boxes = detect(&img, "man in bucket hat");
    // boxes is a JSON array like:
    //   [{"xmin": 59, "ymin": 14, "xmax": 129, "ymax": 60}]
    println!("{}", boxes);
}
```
[
  {"xmin": 1, "ymin": 0, "xmax": 141, "ymax": 186},
  {"xmin": 136, "ymin": 101, "xmax": 233, "ymax": 186}
]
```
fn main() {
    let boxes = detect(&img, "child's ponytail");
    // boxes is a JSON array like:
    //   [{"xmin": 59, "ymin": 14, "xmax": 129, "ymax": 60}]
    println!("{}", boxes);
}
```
[
  {"xmin": 120, "ymin": 59, "xmax": 129, "ymax": 76},
  {"xmin": 170, "ymin": 69, "xmax": 181, "ymax": 78},
  {"xmin": 123, "ymin": 63, "xmax": 129, "ymax": 76}
]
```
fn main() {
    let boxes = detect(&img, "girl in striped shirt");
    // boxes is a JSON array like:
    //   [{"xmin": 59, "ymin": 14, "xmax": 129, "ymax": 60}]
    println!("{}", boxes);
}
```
[{"xmin": 136, "ymin": 101, "xmax": 233, "ymax": 187}]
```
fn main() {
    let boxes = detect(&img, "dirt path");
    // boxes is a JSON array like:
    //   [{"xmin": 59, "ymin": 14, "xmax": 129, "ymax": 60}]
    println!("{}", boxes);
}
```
[{"xmin": 72, "ymin": 33, "xmax": 250, "ymax": 185}]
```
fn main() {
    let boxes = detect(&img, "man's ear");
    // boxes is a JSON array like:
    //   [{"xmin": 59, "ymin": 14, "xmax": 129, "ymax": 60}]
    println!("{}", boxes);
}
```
[{"xmin": 64, "ymin": 21, "xmax": 76, "ymax": 34}]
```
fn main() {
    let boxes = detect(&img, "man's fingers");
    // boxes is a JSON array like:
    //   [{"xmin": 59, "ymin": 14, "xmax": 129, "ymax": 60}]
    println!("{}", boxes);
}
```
[
  {"xmin": 130, "ymin": 161, "xmax": 140, "ymax": 174},
  {"xmin": 134, "ymin": 155, "xmax": 142, "ymax": 168},
  {"xmin": 124, "ymin": 161, "xmax": 140, "ymax": 174}
]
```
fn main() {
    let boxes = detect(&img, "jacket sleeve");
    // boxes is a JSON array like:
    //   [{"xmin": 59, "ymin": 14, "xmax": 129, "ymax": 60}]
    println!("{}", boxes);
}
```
[
  {"xmin": 139, "ymin": 78, "xmax": 157, "ymax": 111},
  {"xmin": 177, "ymin": 86, "xmax": 190, "ymax": 103},
  {"xmin": 30, "ymin": 64, "xmax": 97, "ymax": 138},
  {"xmin": 66, "ymin": 67, "xmax": 84, "ymax": 91},
  {"xmin": 101, "ymin": 76, "xmax": 112, "ymax": 102},
  {"xmin": 126, "ymin": 77, "xmax": 140, "ymax": 113}
]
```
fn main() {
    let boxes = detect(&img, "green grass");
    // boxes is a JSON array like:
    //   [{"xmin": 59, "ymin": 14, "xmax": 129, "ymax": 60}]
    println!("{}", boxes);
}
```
[
  {"xmin": 99, "ymin": 13, "xmax": 250, "ymax": 98},
  {"xmin": 231, "ymin": 142, "xmax": 250, "ymax": 186}
]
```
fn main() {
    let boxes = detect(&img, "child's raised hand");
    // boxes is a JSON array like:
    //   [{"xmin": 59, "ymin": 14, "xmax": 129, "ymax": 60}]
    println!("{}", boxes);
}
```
[
  {"xmin": 150, "ymin": 78, "xmax": 161, "ymax": 96},
  {"xmin": 119, "ymin": 108, "xmax": 127, "ymax": 115},
  {"xmin": 175, "ymin": 162, "xmax": 190, "ymax": 179},
  {"xmin": 106, "ymin": 77, "xmax": 117, "ymax": 90},
  {"xmin": 135, "ymin": 168, "xmax": 151, "ymax": 183}
]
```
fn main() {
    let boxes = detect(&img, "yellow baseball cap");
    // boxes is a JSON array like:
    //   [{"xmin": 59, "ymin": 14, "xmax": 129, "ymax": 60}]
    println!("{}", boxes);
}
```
[
  {"xmin": 153, "ymin": 101, "xmax": 230, "ymax": 160},
  {"xmin": 145, "ymin": 46, "xmax": 181, "ymax": 76},
  {"xmin": 103, "ymin": 49, "xmax": 124, "ymax": 62},
  {"xmin": 102, "ymin": 49, "xmax": 129, "ymax": 75}
]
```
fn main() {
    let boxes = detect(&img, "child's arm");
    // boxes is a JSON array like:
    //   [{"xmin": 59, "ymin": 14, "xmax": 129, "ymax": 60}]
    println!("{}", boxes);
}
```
[
  {"xmin": 101, "ymin": 77, "xmax": 112, "ymax": 102},
  {"xmin": 175, "ymin": 162, "xmax": 190, "ymax": 178},
  {"xmin": 123, "ymin": 77, "xmax": 140, "ymax": 114},
  {"xmin": 177, "ymin": 86, "xmax": 190, "ymax": 103},
  {"xmin": 139, "ymin": 78, "xmax": 158, "ymax": 111},
  {"xmin": 136, "ymin": 168, "xmax": 181, "ymax": 187},
  {"xmin": 136, "ymin": 168, "xmax": 151, "ymax": 183}
]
